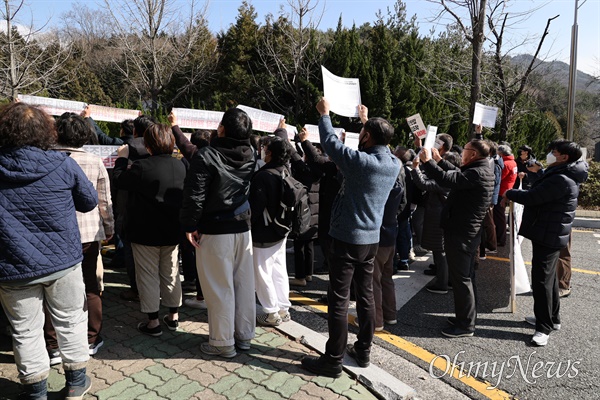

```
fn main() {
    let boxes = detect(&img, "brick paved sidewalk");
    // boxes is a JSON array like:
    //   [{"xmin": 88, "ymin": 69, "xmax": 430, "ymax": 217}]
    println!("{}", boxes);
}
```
[{"xmin": 0, "ymin": 267, "xmax": 377, "ymax": 400}]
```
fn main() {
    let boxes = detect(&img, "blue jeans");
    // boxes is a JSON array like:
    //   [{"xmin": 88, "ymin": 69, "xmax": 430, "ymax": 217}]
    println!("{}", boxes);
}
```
[{"xmin": 0, "ymin": 265, "xmax": 89, "ymax": 384}]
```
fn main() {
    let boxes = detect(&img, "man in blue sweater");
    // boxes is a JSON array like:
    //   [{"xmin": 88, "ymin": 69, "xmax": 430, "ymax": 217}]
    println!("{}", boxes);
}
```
[{"xmin": 302, "ymin": 98, "xmax": 400, "ymax": 377}]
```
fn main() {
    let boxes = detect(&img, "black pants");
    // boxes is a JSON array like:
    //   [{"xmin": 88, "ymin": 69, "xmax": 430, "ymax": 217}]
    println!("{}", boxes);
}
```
[
  {"xmin": 294, "ymin": 238, "xmax": 315, "ymax": 279},
  {"xmin": 444, "ymin": 231, "xmax": 481, "ymax": 331},
  {"xmin": 493, "ymin": 197, "xmax": 507, "ymax": 246},
  {"xmin": 324, "ymin": 238, "xmax": 378, "ymax": 365},
  {"xmin": 531, "ymin": 243, "xmax": 561, "ymax": 334}
]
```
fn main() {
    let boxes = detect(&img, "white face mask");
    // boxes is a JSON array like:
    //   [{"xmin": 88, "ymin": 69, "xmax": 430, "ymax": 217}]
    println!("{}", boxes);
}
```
[
  {"xmin": 546, "ymin": 152, "xmax": 557, "ymax": 165},
  {"xmin": 260, "ymin": 150, "xmax": 267, "ymax": 162}
]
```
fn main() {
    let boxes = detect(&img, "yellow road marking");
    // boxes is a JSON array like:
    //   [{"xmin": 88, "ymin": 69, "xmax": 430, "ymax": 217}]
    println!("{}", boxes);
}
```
[
  {"xmin": 486, "ymin": 256, "xmax": 599, "ymax": 274},
  {"xmin": 289, "ymin": 293, "xmax": 513, "ymax": 400}
]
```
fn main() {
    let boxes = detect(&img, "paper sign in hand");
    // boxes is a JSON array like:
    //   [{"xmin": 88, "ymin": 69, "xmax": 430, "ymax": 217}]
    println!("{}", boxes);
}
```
[
  {"xmin": 322, "ymin": 66, "xmax": 361, "ymax": 118},
  {"xmin": 473, "ymin": 102, "xmax": 498, "ymax": 128},
  {"xmin": 406, "ymin": 113, "xmax": 427, "ymax": 139},
  {"xmin": 423, "ymin": 125, "xmax": 438, "ymax": 150}
]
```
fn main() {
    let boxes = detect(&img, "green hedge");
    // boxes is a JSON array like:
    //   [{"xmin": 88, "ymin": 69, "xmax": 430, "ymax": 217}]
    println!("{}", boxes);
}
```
[{"xmin": 579, "ymin": 161, "xmax": 600, "ymax": 210}]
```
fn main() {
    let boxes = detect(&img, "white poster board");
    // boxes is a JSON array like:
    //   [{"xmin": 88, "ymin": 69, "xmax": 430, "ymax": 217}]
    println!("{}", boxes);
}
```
[
  {"xmin": 406, "ymin": 113, "xmax": 427, "ymax": 139},
  {"xmin": 304, "ymin": 124, "xmax": 345, "ymax": 143},
  {"xmin": 83, "ymin": 145, "xmax": 120, "ymax": 169},
  {"xmin": 473, "ymin": 102, "xmax": 498, "ymax": 128},
  {"xmin": 172, "ymin": 108, "xmax": 223, "ymax": 130},
  {"xmin": 18, "ymin": 94, "xmax": 86, "ymax": 116},
  {"xmin": 512, "ymin": 203, "xmax": 532, "ymax": 294},
  {"xmin": 344, "ymin": 132, "xmax": 360, "ymax": 150},
  {"xmin": 321, "ymin": 65, "xmax": 361, "ymax": 118},
  {"xmin": 237, "ymin": 105, "xmax": 283, "ymax": 133},
  {"xmin": 88, "ymin": 105, "xmax": 139, "ymax": 123},
  {"xmin": 422, "ymin": 125, "xmax": 438, "ymax": 150}
]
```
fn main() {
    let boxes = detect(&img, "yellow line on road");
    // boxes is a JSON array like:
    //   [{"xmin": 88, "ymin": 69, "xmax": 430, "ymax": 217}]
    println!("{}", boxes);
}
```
[
  {"xmin": 289, "ymin": 292, "xmax": 513, "ymax": 400},
  {"xmin": 486, "ymin": 256, "xmax": 599, "ymax": 274}
]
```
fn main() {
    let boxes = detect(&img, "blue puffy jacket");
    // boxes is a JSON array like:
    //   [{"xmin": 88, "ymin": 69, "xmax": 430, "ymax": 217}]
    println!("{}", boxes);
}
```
[{"xmin": 0, "ymin": 146, "xmax": 98, "ymax": 282}]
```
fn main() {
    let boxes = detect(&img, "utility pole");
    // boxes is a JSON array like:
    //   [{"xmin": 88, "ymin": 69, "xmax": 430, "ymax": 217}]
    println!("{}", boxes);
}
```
[{"xmin": 566, "ymin": 0, "xmax": 582, "ymax": 141}]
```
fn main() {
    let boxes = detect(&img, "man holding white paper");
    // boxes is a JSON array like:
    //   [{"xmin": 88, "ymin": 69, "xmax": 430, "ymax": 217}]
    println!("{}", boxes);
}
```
[
  {"xmin": 301, "ymin": 98, "xmax": 399, "ymax": 377},
  {"xmin": 321, "ymin": 66, "xmax": 361, "ymax": 118}
]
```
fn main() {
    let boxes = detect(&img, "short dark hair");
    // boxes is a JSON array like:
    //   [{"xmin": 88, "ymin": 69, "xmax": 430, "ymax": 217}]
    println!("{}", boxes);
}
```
[
  {"xmin": 144, "ymin": 123, "xmax": 175, "ymax": 155},
  {"xmin": 221, "ymin": 108, "xmax": 252, "ymax": 140},
  {"xmin": 191, "ymin": 130, "xmax": 211, "ymax": 149},
  {"xmin": 443, "ymin": 151, "xmax": 462, "ymax": 168},
  {"xmin": 436, "ymin": 133, "xmax": 453, "ymax": 152},
  {"xmin": 56, "ymin": 112, "xmax": 96, "ymax": 148},
  {"xmin": 263, "ymin": 136, "xmax": 290, "ymax": 166},
  {"xmin": 363, "ymin": 117, "xmax": 394, "ymax": 146},
  {"xmin": 468, "ymin": 139, "xmax": 490, "ymax": 158},
  {"xmin": 484, "ymin": 139, "xmax": 498, "ymax": 157},
  {"xmin": 451, "ymin": 144, "xmax": 463, "ymax": 154},
  {"xmin": 121, "ymin": 119, "xmax": 134, "ymax": 137},
  {"xmin": 400, "ymin": 148, "xmax": 416, "ymax": 164},
  {"xmin": 133, "ymin": 115, "xmax": 156, "ymax": 138},
  {"xmin": 548, "ymin": 139, "xmax": 582, "ymax": 163},
  {"xmin": 0, "ymin": 102, "xmax": 56, "ymax": 149}
]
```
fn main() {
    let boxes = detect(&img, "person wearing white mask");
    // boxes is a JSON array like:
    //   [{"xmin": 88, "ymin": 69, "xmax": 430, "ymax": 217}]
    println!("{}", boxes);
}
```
[{"xmin": 505, "ymin": 139, "xmax": 588, "ymax": 347}]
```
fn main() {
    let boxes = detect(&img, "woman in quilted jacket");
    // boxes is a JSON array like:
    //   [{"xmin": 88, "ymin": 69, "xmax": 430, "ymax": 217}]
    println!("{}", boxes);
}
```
[{"xmin": 0, "ymin": 102, "xmax": 98, "ymax": 400}]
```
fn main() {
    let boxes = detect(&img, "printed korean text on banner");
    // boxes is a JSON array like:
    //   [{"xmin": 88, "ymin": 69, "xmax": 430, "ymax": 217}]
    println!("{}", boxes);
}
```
[
  {"xmin": 304, "ymin": 124, "xmax": 345, "ymax": 144},
  {"xmin": 172, "ymin": 108, "xmax": 224, "ymax": 130},
  {"xmin": 83, "ymin": 145, "xmax": 120, "ymax": 169},
  {"xmin": 406, "ymin": 113, "xmax": 427, "ymax": 139},
  {"xmin": 321, "ymin": 66, "xmax": 361, "ymax": 118},
  {"xmin": 88, "ymin": 105, "xmax": 139, "ymax": 123},
  {"xmin": 423, "ymin": 125, "xmax": 438, "ymax": 150},
  {"xmin": 237, "ymin": 105, "xmax": 283, "ymax": 133},
  {"xmin": 18, "ymin": 94, "xmax": 86, "ymax": 116},
  {"xmin": 473, "ymin": 102, "xmax": 499, "ymax": 128}
]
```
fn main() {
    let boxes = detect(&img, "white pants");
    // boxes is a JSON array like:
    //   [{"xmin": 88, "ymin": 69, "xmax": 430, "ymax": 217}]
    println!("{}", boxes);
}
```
[
  {"xmin": 131, "ymin": 244, "xmax": 182, "ymax": 314},
  {"xmin": 0, "ymin": 266, "xmax": 89, "ymax": 384},
  {"xmin": 253, "ymin": 239, "xmax": 291, "ymax": 314},
  {"xmin": 196, "ymin": 232, "xmax": 255, "ymax": 346}
]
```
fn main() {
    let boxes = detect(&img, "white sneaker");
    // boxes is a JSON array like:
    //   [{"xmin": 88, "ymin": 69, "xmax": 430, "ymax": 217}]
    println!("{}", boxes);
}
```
[
  {"xmin": 257, "ymin": 312, "xmax": 282, "ymax": 326},
  {"xmin": 524, "ymin": 316, "xmax": 561, "ymax": 331},
  {"xmin": 184, "ymin": 298, "xmax": 207, "ymax": 309},
  {"xmin": 278, "ymin": 310, "xmax": 291, "ymax": 322},
  {"xmin": 531, "ymin": 331, "xmax": 549, "ymax": 346},
  {"xmin": 408, "ymin": 249, "xmax": 416, "ymax": 261}
]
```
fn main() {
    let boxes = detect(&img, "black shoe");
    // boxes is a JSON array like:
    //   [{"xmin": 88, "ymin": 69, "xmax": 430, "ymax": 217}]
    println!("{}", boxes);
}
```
[
  {"xmin": 447, "ymin": 317, "xmax": 457, "ymax": 326},
  {"xmin": 428, "ymin": 263, "xmax": 437, "ymax": 270},
  {"xmin": 301, "ymin": 356, "xmax": 342, "ymax": 378},
  {"xmin": 423, "ymin": 269, "xmax": 436, "ymax": 276},
  {"xmin": 162, "ymin": 315, "xmax": 179, "ymax": 331},
  {"xmin": 346, "ymin": 344, "xmax": 370, "ymax": 368},
  {"xmin": 397, "ymin": 263, "xmax": 410, "ymax": 272},
  {"xmin": 426, "ymin": 285, "xmax": 448, "ymax": 294},
  {"xmin": 441, "ymin": 326, "xmax": 474, "ymax": 338},
  {"xmin": 137, "ymin": 322, "xmax": 162, "ymax": 337}
]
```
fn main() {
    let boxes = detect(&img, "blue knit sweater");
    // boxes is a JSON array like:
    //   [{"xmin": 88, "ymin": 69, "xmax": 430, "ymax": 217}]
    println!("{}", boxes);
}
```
[{"xmin": 319, "ymin": 116, "xmax": 400, "ymax": 245}]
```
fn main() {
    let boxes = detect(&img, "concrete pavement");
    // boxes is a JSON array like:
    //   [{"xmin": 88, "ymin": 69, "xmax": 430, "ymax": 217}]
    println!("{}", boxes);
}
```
[{"xmin": 0, "ymin": 266, "xmax": 381, "ymax": 400}]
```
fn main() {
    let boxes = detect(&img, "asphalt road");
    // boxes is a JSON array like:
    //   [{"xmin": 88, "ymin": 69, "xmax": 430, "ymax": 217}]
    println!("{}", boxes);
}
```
[{"xmin": 286, "ymin": 227, "xmax": 600, "ymax": 399}]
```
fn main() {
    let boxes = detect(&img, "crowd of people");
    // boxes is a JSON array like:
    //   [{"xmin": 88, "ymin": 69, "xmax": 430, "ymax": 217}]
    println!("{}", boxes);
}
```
[{"xmin": 0, "ymin": 97, "xmax": 588, "ymax": 397}]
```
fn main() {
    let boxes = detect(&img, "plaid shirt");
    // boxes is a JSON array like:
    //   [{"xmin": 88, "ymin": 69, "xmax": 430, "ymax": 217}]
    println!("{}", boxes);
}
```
[{"xmin": 56, "ymin": 147, "xmax": 114, "ymax": 243}]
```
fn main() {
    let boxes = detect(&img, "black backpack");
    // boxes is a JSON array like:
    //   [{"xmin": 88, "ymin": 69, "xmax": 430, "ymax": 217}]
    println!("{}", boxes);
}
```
[{"xmin": 265, "ymin": 168, "xmax": 311, "ymax": 239}]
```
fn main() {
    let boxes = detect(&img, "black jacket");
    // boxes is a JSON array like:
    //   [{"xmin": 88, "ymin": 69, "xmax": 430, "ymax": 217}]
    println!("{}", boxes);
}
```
[
  {"xmin": 411, "ymin": 167, "xmax": 450, "ymax": 252},
  {"xmin": 249, "ymin": 163, "xmax": 287, "ymax": 246},
  {"xmin": 301, "ymin": 140, "xmax": 340, "ymax": 238},
  {"xmin": 113, "ymin": 154, "xmax": 185, "ymax": 246},
  {"xmin": 180, "ymin": 136, "xmax": 256, "ymax": 235},
  {"xmin": 422, "ymin": 157, "xmax": 495, "ymax": 241},
  {"xmin": 505, "ymin": 160, "xmax": 588, "ymax": 249}
]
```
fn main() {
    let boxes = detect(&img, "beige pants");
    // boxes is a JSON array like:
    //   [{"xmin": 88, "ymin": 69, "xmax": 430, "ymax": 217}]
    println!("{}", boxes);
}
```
[
  {"xmin": 196, "ymin": 232, "xmax": 255, "ymax": 347},
  {"xmin": 131, "ymin": 244, "xmax": 182, "ymax": 314}
]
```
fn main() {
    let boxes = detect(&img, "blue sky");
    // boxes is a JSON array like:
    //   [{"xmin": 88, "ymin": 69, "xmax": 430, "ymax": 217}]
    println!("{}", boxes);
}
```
[{"xmin": 17, "ymin": 0, "xmax": 600, "ymax": 75}]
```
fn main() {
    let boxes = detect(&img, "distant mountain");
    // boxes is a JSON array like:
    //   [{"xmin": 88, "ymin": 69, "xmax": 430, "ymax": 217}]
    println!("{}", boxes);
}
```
[{"xmin": 510, "ymin": 54, "xmax": 599, "ymax": 93}]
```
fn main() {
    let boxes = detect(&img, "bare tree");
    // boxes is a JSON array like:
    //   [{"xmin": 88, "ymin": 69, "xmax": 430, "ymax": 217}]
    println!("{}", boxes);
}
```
[
  {"xmin": 487, "ymin": 2, "xmax": 558, "ymax": 140},
  {"xmin": 0, "ymin": 0, "xmax": 73, "ymax": 100},
  {"xmin": 103, "ymin": 0, "xmax": 217, "ymax": 115},
  {"xmin": 256, "ymin": 0, "xmax": 324, "ymax": 122}
]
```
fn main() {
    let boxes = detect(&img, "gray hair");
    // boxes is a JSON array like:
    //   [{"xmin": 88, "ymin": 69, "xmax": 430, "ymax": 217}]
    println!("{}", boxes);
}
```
[{"xmin": 497, "ymin": 144, "xmax": 513, "ymax": 156}]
